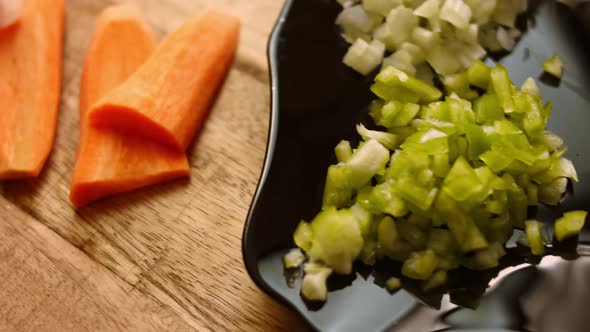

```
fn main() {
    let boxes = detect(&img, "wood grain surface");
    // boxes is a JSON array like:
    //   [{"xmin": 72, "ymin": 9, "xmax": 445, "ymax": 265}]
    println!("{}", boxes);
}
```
[{"xmin": 0, "ymin": 0, "xmax": 310, "ymax": 331}]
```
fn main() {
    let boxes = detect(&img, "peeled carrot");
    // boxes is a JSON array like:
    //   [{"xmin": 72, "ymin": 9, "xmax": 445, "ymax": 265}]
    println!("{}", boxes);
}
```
[
  {"xmin": 0, "ymin": 0, "xmax": 21, "ymax": 29},
  {"xmin": 89, "ymin": 9, "xmax": 240, "ymax": 151},
  {"xmin": 70, "ymin": 4, "xmax": 190, "ymax": 208},
  {"xmin": 0, "ymin": 0, "xmax": 64, "ymax": 179}
]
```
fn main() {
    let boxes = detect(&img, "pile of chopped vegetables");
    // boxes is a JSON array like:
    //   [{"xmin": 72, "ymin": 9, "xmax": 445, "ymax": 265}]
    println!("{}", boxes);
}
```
[
  {"xmin": 285, "ymin": 62, "xmax": 586, "ymax": 302},
  {"xmin": 337, "ymin": 0, "xmax": 529, "ymax": 76}
]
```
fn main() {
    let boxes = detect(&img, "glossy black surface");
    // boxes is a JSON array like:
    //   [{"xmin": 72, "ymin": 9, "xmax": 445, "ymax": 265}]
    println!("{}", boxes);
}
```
[{"xmin": 242, "ymin": 1, "xmax": 590, "ymax": 331}]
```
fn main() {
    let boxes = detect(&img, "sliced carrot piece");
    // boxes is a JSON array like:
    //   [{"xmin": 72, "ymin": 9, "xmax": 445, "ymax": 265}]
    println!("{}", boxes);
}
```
[
  {"xmin": 0, "ymin": 0, "xmax": 64, "ymax": 179},
  {"xmin": 89, "ymin": 9, "xmax": 240, "ymax": 151},
  {"xmin": 0, "ymin": 0, "xmax": 21, "ymax": 29},
  {"xmin": 70, "ymin": 4, "xmax": 190, "ymax": 208}
]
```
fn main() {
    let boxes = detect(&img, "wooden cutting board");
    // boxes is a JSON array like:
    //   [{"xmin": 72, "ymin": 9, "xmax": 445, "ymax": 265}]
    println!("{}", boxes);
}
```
[{"xmin": 0, "ymin": 0, "xmax": 310, "ymax": 330}]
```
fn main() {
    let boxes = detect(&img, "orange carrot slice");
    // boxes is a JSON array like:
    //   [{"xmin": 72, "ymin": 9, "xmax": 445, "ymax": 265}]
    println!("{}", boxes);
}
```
[
  {"xmin": 0, "ymin": 0, "xmax": 64, "ymax": 179},
  {"xmin": 89, "ymin": 9, "xmax": 240, "ymax": 151},
  {"xmin": 0, "ymin": 0, "xmax": 21, "ymax": 29},
  {"xmin": 70, "ymin": 4, "xmax": 190, "ymax": 208}
]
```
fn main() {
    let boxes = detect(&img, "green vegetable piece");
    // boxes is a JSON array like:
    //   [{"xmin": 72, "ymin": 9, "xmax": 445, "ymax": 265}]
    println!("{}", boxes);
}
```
[
  {"xmin": 427, "ymin": 228, "xmax": 458, "ymax": 256},
  {"xmin": 392, "ymin": 103, "xmax": 421, "ymax": 127},
  {"xmin": 378, "ymin": 216, "xmax": 398, "ymax": 252},
  {"xmin": 335, "ymin": 140, "xmax": 353, "ymax": 163},
  {"xmin": 466, "ymin": 124, "xmax": 491, "ymax": 161},
  {"xmin": 522, "ymin": 93, "xmax": 545, "ymax": 139},
  {"xmin": 443, "ymin": 157, "xmax": 484, "ymax": 202},
  {"xmin": 538, "ymin": 177, "xmax": 567, "ymax": 206},
  {"xmin": 398, "ymin": 220, "xmax": 428, "ymax": 249},
  {"xmin": 396, "ymin": 176, "xmax": 438, "ymax": 211},
  {"xmin": 284, "ymin": 248, "xmax": 306, "ymax": 269},
  {"xmin": 464, "ymin": 242, "xmax": 506, "ymax": 270},
  {"xmin": 294, "ymin": 220, "xmax": 313, "ymax": 252},
  {"xmin": 543, "ymin": 54, "xmax": 564, "ymax": 79},
  {"xmin": 532, "ymin": 157, "xmax": 578, "ymax": 185},
  {"xmin": 371, "ymin": 81, "xmax": 420, "ymax": 103},
  {"xmin": 554, "ymin": 210, "xmax": 587, "ymax": 241},
  {"xmin": 423, "ymin": 270, "xmax": 448, "ymax": 291},
  {"xmin": 369, "ymin": 99, "xmax": 385, "ymax": 123},
  {"xmin": 357, "ymin": 124, "xmax": 399, "ymax": 150},
  {"xmin": 322, "ymin": 164, "xmax": 353, "ymax": 208},
  {"xmin": 401, "ymin": 128, "xmax": 449, "ymax": 154},
  {"xmin": 301, "ymin": 263, "xmax": 332, "ymax": 302},
  {"xmin": 378, "ymin": 101, "xmax": 403, "ymax": 128},
  {"xmin": 467, "ymin": 60, "xmax": 491, "ymax": 89},
  {"xmin": 386, "ymin": 277, "xmax": 402, "ymax": 291},
  {"xmin": 308, "ymin": 208, "xmax": 364, "ymax": 274},
  {"xmin": 370, "ymin": 181, "xmax": 408, "ymax": 217},
  {"xmin": 376, "ymin": 66, "xmax": 442, "ymax": 102},
  {"xmin": 521, "ymin": 77, "xmax": 541, "ymax": 99},
  {"xmin": 524, "ymin": 220, "xmax": 545, "ymax": 255},
  {"xmin": 347, "ymin": 139, "xmax": 390, "ymax": 189},
  {"xmin": 432, "ymin": 153, "xmax": 450, "ymax": 178},
  {"xmin": 401, "ymin": 249, "xmax": 438, "ymax": 280},
  {"xmin": 475, "ymin": 94, "xmax": 503, "ymax": 124},
  {"xmin": 490, "ymin": 65, "xmax": 515, "ymax": 114},
  {"xmin": 435, "ymin": 192, "xmax": 489, "ymax": 252}
]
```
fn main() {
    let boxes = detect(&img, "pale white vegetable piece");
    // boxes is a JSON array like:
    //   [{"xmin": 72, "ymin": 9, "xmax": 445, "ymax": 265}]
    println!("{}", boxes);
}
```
[
  {"xmin": 343, "ymin": 39, "xmax": 386, "ymax": 75},
  {"xmin": 440, "ymin": 0, "xmax": 472, "ymax": 29}
]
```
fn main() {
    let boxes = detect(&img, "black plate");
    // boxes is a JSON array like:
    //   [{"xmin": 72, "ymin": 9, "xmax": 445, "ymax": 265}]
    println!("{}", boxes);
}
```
[{"xmin": 242, "ymin": 1, "xmax": 590, "ymax": 331}]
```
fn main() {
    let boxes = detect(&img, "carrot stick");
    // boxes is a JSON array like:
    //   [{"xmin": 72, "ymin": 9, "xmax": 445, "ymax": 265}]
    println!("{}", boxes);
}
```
[
  {"xmin": 70, "ymin": 4, "xmax": 190, "ymax": 208},
  {"xmin": 0, "ymin": 0, "xmax": 64, "ymax": 179},
  {"xmin": 89, "ymin": 9, "xmax": 240, "ymax": 151}
]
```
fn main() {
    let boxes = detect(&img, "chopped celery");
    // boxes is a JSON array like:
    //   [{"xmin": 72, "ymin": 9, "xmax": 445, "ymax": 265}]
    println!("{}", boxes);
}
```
[
  {"xmin": 443, "ymin": 157, "xmax": 484, "ymax": 202},
  {"xmin": 463, "ymin": 242, "xmax": 506, "ymax": 270},
  {"xmin": 301, "ymin": 263, "xmax": 332, "ymax": 302},
  {"xmin": 423, "ymin": 270, "xmax": 448, "ymax": 291},
  {"xmin": 554, "ymin": 210, "xmax": 587, "ymax": 241},
  {"xmin": 284, "ymin": 248, "xmax": 306, "ymax": 269},
  {"xmin": 376, "ymin": 66, "xmax": 442, "ymax": 102},
  {"xmin": 371, "ymin": 81, "xmax": 421, "ymax": 103},
  {"xmin": 308, "ymin": 208, "xmax": 364, "ymax": 274},
  {"xmin": 466, "ymin": 124, "xmax": 491, "ymax": 160},
  {"xmin": 402, "ymin": 250, "xmax": 438, "ymax": 280},
  {"xmin": 427, "ymin": 228, "xmax": 458, "ymax": 256},
  {"xmin": 532, "ymin": 157, "xmax": 578, "ymax": 185},
  {"xmin": 467, "ymin": 60, "xmax": 491, "ymax": 89},
  {"xmin": 294, "ymin": 221, "xmax": 313, "ymax": 252},
  {"xmin": 290, "ymin": 62, "xmax": 582, "ymax": 301},
  {"xmin": 346, "ymin": 139, "xmax": 390, "ymax": 189},
  {"xmin": 543, "ymin": 54, "xmax": 564, "ymax": 79},
  {"xmin": 335, "ymin": 140, "xmax": 353, "ymax": 163},
  {"xmin": 386, "ymin": 277, "xmax": 402, "ymax": 291},
  {"xmin": 357, "ymin": 124, "xmax": 399, "ymax": 150},
  {"xmin": 343, "ymin": 39, "xmax": 386, "ymax": 75},
  {"xmin": 439, "ymin": 0, "xmax": 472, "ymax": 29},
  {"xmin": 521, "ymin": 77, "xmax": 541, "ymax": 98},
  {"xmin": 371, "ymin": 181, "xmax": 409, "ymax": 217},
  {"xmin": 322, "ymin": 164, "xmax": 353, "ymax": 208},
  {"xmin": 524, "ymin": 220, "xmax": 545, "ymax": 255},
  {"xmin": 392, "ymin": 103, "xmax": 421, "ymax": 127},
  {"xmin": 474, "ymin": 94, "xmax": 502, "ymax": 123},
  {"xmin": 490, "ymin": 65, "xmax": 515, "ymax": 114},
  {"xmin": 377, "ymin": 216, "xmax": 399, "ymax": 252},
  {"xmin": 538, "ymin": 178, "xmax": 567, "ymax": 206},
  {"xmin": 398, "ymin": 220, "xmax": 428, "ymax": 249},
  {"xmin": 401, "ymin": 128, "xmax": 449, "ymax": 154}
]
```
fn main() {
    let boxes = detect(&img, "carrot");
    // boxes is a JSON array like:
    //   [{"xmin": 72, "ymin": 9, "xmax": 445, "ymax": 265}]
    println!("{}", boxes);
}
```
[
  {"xmin": 70, "ymin": 4, "xmax": 190, "ymax": 208},
  {"xmin": 0, "ymin": 0, "xmax": 21, "ymax": 29},
  {"xmin": 0, "ymin": 0, "xmax": 64, "ymax": 179},
  {"xmin": 89, "ymin": 9, "xmax": 240, "ymax": 151}
]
